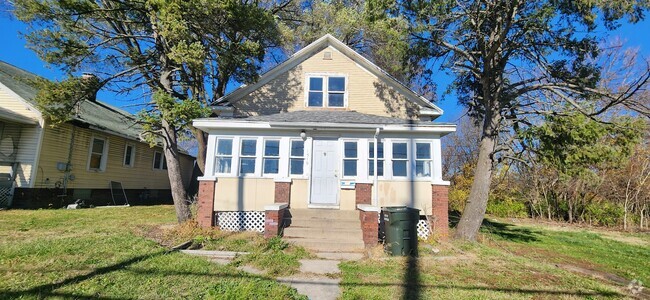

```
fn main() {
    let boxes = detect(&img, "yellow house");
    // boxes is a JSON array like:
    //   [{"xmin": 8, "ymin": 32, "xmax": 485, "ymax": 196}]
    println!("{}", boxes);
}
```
[
  {"xmin": 0, "ymin": 61, "xmax": 195, "ymax": 209},
  {"xmin": 193, "ymin": 35, "xmax": 456, "ymax": 251}
]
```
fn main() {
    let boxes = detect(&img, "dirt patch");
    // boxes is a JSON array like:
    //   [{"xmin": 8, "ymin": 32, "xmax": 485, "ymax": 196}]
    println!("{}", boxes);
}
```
[{"xmin": 556, "ymin": 264, "xmax": 649, "ymax": 299}]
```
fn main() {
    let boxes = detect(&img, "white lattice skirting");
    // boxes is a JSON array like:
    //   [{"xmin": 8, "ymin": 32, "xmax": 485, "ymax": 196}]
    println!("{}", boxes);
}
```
[
  {"xmin": 417, "ymin": 219, "xmax": 431, "ymax": 239},
  {"xmin": 216, "ymin": 211, "xmax": 265, "ymax": 232}
]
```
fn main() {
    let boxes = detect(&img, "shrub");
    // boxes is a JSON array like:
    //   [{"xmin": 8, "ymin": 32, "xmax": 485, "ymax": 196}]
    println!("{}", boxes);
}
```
[{"xmin": 584, "ymin": 202, "xmax": 624, "ymax": 227}]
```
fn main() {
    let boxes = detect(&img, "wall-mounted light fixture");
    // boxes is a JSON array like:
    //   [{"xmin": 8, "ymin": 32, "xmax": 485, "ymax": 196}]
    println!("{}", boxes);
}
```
[{"xmin": 300, "ymin": 130, "xmax": 307, "ymax": 140}]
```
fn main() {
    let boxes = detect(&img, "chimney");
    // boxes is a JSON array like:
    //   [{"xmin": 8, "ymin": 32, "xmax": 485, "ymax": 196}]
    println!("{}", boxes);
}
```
[{"xmin": 81, "ymin": 72, "xmax": 100, "ymax": 102}]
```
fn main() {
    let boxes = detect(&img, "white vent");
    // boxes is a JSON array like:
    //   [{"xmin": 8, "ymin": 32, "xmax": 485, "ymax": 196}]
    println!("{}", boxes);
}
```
[
  {"xmin": 323, "ymin": 51, "xmax": 332, "ymax": 60},
  {"xmin": 217, "ymin": 211, "xmax": 265, "ymax": 232}
]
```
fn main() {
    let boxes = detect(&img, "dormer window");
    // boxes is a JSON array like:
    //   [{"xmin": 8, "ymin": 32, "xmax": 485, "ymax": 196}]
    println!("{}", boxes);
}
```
[{"xmin": 307, "ymin": 74, "xmax": 347, "ymax": 107}]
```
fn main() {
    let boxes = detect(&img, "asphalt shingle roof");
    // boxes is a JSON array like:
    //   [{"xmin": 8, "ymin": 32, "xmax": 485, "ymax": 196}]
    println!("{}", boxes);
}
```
[
  {"xmin": 240, "ymin": 110, "xmax": 424, "ymax": 125},
  {"xmin": 0, "ymin": 60, "xmax": 142, "ymax": 140}
]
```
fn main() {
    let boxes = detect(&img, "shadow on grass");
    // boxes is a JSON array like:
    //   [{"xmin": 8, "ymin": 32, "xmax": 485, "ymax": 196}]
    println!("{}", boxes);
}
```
[
  {"xmin": 0, "ymin": 250, "xmax": 167, "ymax": 300},
  {"xmin": 0, "ymin": 248, "xmax": 622, "ymax": 299},
  {"xmin": 481, "ymin": 219, "xmax": 541, "ymax": 243},
  {"xmin": 449, "ymin": 211, "xmax": 541, "ymax": 243}
]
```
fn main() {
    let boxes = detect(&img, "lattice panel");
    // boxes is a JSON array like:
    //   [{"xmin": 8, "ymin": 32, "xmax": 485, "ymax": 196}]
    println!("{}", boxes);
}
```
[
  {"xmin": 417, "ymin": 219, "xmax": 431, "ymax": 239},
  {"xmin": 217, "ymin": 211, "xmax": 265, "ymax": 232},
  {"xmin": 0, "ymin": 187, "xmax": 12, "ymax": 208}
]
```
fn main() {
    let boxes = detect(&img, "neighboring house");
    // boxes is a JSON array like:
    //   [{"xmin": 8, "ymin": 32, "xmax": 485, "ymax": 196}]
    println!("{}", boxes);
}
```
[
  {"xmin": 193, "ymin": 34, "xmax": 455, "ymax": 248},
  {"xmin": 0, "ymin": 61, "xmax": 195, "ymax": 209}
]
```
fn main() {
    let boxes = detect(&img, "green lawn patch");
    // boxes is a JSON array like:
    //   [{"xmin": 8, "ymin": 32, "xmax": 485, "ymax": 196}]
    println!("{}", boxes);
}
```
[
  {"xmin": 481, "ymin": 219, "xmax": 650, "ymax": 284},
  {"xmin": 0, "ymin": 206, "xmax": 304, "ymax": 299}
]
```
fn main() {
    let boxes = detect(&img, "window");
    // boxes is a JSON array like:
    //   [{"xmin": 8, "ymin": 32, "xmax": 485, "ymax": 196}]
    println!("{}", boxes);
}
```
[
  {"xmin": 308, "ymin": 77, "xmax": 324, "ymax": 107},
  {"xmin": 88, "ymin": 137, "xmax": 108, "ymax": 171},
  {"xmin": 415, "ymin": 142, "xmax": 432, "ymax": 177},
  {"xmin": 290, "ymin": 140, "xmax": 305, "ymax": 175},
  {"xmin": 368, "ymin": 141, "xmax": 384, "ymax": 176},
  {"xmin": 215, "ymin": 138, "xmax": 233, "ymax": 174},
  {"xmin": 239, "ymin": 139, "xmax": 257, "ymax": 175},
  {"xmin": 343, "ymin": 141, "xmax": 357, "ymax": 177},
  {"xmin": 123, "ymin": 144, "xmax": 135, "ymax": 167},
  {"xmin": 328, "ymin": 77, "xmax": 345, "ymax": 107},
  {"xmin": 263, "ymin": 140, "xmax": 280, "ymax": 175},
  {"xmin": 392, "ymin": 142, "xmax": 408, "ymax": 177},
  {"xmin": 153, "ymin": 150, "xmax": 167, "ymax": 170},
  {"xmin": 307, "ymin": 75, "xmax": 346, "ymax": 107}
]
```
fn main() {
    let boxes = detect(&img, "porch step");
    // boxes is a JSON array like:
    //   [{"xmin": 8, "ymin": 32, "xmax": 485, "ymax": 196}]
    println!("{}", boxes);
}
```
[{"xmin": 282, "ymin": 209, "xmax": 365, "ymax": 253}]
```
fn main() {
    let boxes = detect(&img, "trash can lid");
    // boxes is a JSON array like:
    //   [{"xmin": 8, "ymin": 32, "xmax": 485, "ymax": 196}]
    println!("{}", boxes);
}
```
[{"xmin": 382, "ymin": 206, "xmax": 408, "ymax": 212}]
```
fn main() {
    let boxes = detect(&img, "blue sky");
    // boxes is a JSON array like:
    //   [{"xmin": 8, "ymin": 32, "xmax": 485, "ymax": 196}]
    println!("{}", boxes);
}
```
[{"xmin": 1, "ymin": 12, "xmax": 649, "ymax": 123}]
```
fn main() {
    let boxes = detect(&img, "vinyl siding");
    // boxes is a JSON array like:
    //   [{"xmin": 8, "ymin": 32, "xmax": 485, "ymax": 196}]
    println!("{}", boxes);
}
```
[
  {"xmin": 0, "ymin": 122, "xmax": 41, "ymax": 187},
  {"xmin": 0, "ymin": 85, "xmax": 40, "ymax": 120},
  {"xmin": 35, "ymin": 123, "xmax": 194, "ymax": 190},
  {"xmin": 233, "ymin": 46, "xmax": 421, "ymax": 119}
]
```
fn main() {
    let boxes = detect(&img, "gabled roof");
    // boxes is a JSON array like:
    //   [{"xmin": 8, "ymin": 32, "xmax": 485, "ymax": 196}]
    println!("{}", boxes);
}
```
[
  {"xmin": 0, "ymin": 60, "xmax": 142, "ymax": 140},
  {"xmin": 216, "ymin": 34, "xmax": 443, "ymax": 117}
]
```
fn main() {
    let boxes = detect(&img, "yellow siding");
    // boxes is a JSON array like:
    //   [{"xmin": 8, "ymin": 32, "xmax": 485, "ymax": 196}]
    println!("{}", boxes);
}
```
[
  {"xmin": 233, "ymin": 46, "xmax": 421, "ymax": 119},
  {"xmin": 340, "ymin": 189, "xmax": 356, "ymax": 210},
  {"xmin": 0, "ymin": 85, "xmax": 40, "ymax": 120},
  {"xmin": 289, "ymin": 179, "xmax": 309, "ymax": 209},
  {"xmin": 213, "ymin": 177, "xmax": 275, "ymax": 211},
  {"xmin": 35, "ymin": 123, "xmax": 194, "ymax": 190},
  {"xmin": 376, "ymin": 181, "xmax": 432, "ymax": 215}
]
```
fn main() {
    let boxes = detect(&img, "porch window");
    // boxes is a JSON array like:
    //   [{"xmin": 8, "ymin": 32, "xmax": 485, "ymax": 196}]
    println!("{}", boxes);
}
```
[
  {"xmin": 290, "ymin": 140, "xmax": 305, "ymax": 175},
  {"xmin": 415, "ymin": 142, "xmax": 432, "ymax": 177},
  {"xmin": 368, "ymin": 141, "xmax": 384, "ymax": 176},
  {"xmin": 263, "ymin": 140, "xmax": 280, "ymax": 175},
  {"xmin": 343, "ymin": 141, "xmax": 357, "ymax": 177},
  {"xmin": 88, "ymin": 137, "xmax": 108, "ymax": 171},
  {"xmin": 392, "ymin": 142, "xmax": 408, "ymax": 177},
  {"xmin": 123, "ymin": 144, "xmax": 135, "ymax": 167},
  {"xmin": 239, "ymin": 139, "xmax": 257, "ymax": 175},
  {"xmin": 153, "ymin": 150, "xmax": 167, "ymax": 170},
  {"xmin": 215, "ymin": 138, "xmax": 233, "ymax": 174},
  {"xmin": 307, "ymin": 75, "xmax": 346, "ymax": 107}
]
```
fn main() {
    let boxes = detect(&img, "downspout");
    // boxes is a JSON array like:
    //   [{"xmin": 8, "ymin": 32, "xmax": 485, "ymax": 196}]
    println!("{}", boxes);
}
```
[{"xmin": 373, "ymin": 127, "xmax": 381, "ymax": 207}]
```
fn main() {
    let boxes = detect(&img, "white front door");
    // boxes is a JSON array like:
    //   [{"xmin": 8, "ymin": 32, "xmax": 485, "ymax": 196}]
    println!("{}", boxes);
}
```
[{"xmin": 310, "ymin": 139, "xmax": 339, "ymax": 205}]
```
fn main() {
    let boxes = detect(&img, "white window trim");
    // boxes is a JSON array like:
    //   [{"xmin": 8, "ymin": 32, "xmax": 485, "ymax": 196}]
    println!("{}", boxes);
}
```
[
  {"xmin": 304, "ymin": 73, "xmax": 349, "ymax": 108},
  {"xmin": 239, "ymin": 138, "xmax": 258, "ymax": 177},
  {"xmin": 87, "ymin": 136, "xmax": 109, "ymax": 172},
  {"xmin": 289, "ymin": 139, "xmax": 307, "ymax": 178},
  {"xmin": 390, "ymin": 140, "xmax": 410, "ymax": 178},
  {"xmin": 153, "ymin": 150, "xmax": 166, "ymax": 170},
  {"xmin": 341, "ymin": 139, "xmax": 358, "ymax": 179},
  {"xmin": 123, "ymin": 143, "xmax": 136, "ymax": 168},
  {"xmin": 214, "ymin": 137, "xmax": 234, "ymax": 175},
  {"xmin": 368, "ymin": 140, "xmax": 386, "ymax": 179},
  {"xmin": 414, "ymin": 140, "xmax": 433, "ymax": 178},
  {"xmin": 262, "ymin": 139, "xmax": 281, "ymax": 177}
]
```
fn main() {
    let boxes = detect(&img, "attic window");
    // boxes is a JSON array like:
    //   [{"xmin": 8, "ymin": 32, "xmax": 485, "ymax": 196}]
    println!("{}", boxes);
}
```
[
  {"xmin": 306, "ymin": 75, "xmax": 347, "ymax": 108},
  {"xmin": 323, "ymin": 51, "xmax": 332, "ymax": 60}
]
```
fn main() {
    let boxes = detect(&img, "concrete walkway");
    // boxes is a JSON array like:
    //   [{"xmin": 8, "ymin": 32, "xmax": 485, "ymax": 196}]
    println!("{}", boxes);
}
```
[{"xmin": 182, "ymin": 250, "xmax": 363, "ymax": 300}]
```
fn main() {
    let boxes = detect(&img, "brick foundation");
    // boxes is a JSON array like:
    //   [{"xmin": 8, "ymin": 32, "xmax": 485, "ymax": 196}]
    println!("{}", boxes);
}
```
[
  {"xmin": 197, "ymin": 180, "xmax": 216, "ymax": 228},
  {"xmin": 355, "ymin": 183, "xmax": 372, "ymax": 205},
  {"xmin": 274, "ymin": 182, "xmax": 291, "ymax": 205},
  {"xmin": 264, "ymin": 207, "xmax": 287, "ymax": 238},
  {"xmin": 359, "ymin": 210, "xmax": 379, "ymax": 247},
  {"xmin": 431, "ymin": 184, "xmax": 450, "ymax": 239}
]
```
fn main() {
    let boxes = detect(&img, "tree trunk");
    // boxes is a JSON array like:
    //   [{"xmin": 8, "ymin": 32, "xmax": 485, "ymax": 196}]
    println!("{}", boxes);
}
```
[
  {"xmin": 454, "ymin": 110, "xmax": 500, "ymax": 241},
  {"xmin": 193, "ymin": 126, "xmax": 207, "ymax": 175},
  {"xmin": 162, "ymin": 119, "xmax": 192, "ymax": 223}
]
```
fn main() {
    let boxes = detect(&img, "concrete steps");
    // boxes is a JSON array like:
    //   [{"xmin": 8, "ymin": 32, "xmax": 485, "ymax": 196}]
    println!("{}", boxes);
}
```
[{"xmin": 283, "ymin": 209, "xmax": 365, "ymax": 252}]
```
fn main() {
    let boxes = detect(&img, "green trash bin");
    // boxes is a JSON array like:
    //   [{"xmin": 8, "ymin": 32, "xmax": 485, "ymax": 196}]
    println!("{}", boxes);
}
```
[{"xmin": 382, "ymin": 206, "xmax": 419, "ymax": 256}]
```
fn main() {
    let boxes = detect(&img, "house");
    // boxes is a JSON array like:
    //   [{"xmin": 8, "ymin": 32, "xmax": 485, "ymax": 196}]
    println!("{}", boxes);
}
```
[
  {"xmin": 193, "ymin": 34, "xmax": 455, "ymax": 249},
  {"xmin": 0, "ymin": 61, "xmax": 195, "ymax": 209}
]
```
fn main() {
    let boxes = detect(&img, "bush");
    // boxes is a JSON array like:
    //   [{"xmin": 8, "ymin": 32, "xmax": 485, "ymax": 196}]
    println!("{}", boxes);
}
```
[
  {"xmin": 584, "ymin": 202, "xmax": 624, "ymax": 227},
  {"xmin": 486, "ymin": 199, "xmax": 529, "ymax": 218}
]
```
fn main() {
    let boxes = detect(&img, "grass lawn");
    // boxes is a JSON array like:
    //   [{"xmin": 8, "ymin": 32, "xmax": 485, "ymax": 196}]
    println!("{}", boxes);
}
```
[
  {"xmin": 340, "ymin": 218, "xmax": 648, "ymax": 299},
  {"xmin": 0, "ymin": 206, "xmax": 305, "ymax": 299}
]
